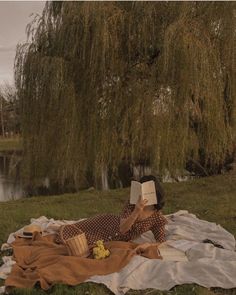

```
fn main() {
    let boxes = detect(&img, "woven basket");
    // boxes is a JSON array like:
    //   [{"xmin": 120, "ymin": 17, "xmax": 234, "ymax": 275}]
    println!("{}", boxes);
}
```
[{"xmin": 60, "ymin": 225, "xmax": 89, "ymax": 257}]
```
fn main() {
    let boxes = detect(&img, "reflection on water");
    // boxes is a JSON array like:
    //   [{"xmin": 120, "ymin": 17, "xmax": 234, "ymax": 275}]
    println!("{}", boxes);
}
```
[
  {"xmin": 0, "ymin": 151, "xmax": 199, "ymax": 202},
  {"xmin": 0, "ymin": 152, "xmax": 23, "ymax": 202}
]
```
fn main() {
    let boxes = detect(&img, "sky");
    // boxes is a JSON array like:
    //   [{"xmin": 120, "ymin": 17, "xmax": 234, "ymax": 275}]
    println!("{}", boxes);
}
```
[{"xmin": 0, "ymin": 1, "xmax": 45, "ymax": 86}]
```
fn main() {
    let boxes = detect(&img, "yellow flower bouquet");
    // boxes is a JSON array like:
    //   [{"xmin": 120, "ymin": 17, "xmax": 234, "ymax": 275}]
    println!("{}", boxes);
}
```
[{"xmin": 92, "ymin": 240, "xmax": 110, "ymax": 259}]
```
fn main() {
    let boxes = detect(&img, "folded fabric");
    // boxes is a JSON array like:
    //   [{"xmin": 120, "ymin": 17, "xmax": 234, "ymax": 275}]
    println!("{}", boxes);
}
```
[
  {"xmin": 0, "ymin": 256, "xmax": 15, "ymax": 279},
  {"xmin": 5, "ymin": 232, "xmax": 160, "ymax": 292},
  {"xmin": 2, "ymin": 210, "xmax": 236, "ymax": 295}
]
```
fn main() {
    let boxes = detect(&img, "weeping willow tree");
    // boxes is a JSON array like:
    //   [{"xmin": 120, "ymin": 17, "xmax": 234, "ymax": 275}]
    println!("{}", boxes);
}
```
[{"xmin": 15, "ymin": 1, "xmax": 236, "ymax": 192}]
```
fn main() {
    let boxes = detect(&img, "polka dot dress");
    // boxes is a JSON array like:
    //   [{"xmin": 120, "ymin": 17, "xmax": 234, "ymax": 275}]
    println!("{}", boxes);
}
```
[{"xmin": 55, "ymin": 201, "xmax": 167, "ymax": 246}]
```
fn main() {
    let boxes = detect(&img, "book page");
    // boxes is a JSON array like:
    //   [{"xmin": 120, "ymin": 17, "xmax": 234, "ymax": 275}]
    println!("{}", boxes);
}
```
[
  {"xmin": 130, "ymin": 181, "xmax": 142, "ymax": 204},
  {"xmin": 141, "ymin": 180, "xmax": 157, "ymax": 205}
]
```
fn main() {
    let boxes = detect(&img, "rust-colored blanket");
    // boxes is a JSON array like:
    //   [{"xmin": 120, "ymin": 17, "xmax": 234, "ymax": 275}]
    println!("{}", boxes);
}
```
[{"xmin": 5, "ymin": 233, "xmax": 161, "ymax": 291}]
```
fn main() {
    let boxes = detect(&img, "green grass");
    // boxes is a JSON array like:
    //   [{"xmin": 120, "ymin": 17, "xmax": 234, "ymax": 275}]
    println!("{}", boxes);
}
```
[
  {"xmin": 0, "ymin": 137, "xmax": 22, "ymax": 151},
  {"xmin": 8, "ymin": 283, "xmax": 233, "ymax": 295},
  {"xmin": 0, "ymin": 174, "xmax": 235, "ymax": 295}
]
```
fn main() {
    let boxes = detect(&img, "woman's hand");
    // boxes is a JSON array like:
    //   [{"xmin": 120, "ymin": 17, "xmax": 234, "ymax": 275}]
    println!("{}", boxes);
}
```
[
  {"xmin": 134, "ymin": 243, "xmax": 152, "ymax": 255},
  {"xmin": 134, "ymin": 196, "xmax": 148, "ymax": 214},
  {"xmin": 134, "ymin": 242, "xmax": 161, "ymax": 255},
  {"xmin": 120, "ymin": 197, "xmax": 148, "ymax": 234}
]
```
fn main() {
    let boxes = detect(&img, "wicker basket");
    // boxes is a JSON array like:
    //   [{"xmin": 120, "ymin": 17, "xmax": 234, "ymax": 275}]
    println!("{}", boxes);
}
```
[{"xmin": 60, "ymin": 225, "xmax": 90, "ymax": 257}]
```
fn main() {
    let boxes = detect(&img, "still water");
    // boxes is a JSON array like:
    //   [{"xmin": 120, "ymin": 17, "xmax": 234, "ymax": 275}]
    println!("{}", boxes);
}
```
[
  {"xmin": 0, "ymin": 151, "xmax": 197, "ymax": 202},
  {"xmin": 0, "ymin": 151, "xmax": 23, "ymax": 202}
]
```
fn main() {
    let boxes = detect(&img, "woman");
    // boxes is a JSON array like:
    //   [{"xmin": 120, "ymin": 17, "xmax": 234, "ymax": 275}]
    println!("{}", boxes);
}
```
[{"xmin": 55, "ymin": 175, "xmax": 167, "ymax": 251}]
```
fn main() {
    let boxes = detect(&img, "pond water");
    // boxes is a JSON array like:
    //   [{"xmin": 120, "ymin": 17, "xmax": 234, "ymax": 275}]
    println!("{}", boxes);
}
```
[
  {"xmin": 0, "ymin": 151, "xmax": 24, "ymax": 202},
  {"xmin": 0, "ymin": 151, "xmax": 198, "ymax": 202}
]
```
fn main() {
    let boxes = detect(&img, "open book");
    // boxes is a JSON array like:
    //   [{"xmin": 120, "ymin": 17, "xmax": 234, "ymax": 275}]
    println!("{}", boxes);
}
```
[{"xmin": 130, "ymin": 180, "xmax": 157, "ymax": 206}]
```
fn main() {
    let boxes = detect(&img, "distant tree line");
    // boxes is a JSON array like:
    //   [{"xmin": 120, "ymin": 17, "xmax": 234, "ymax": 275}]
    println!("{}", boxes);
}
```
[
  {"xmin": 15, "ymin": 1, "xmax": 236, "ymax": 192},
  {"xmin": 0, "ymin": 83, "xmax": 20, "ymax": 137}
]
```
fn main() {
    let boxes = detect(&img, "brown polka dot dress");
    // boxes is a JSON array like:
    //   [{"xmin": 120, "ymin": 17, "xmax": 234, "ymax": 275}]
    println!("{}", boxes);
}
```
[{"xmin": 56, "ymin": 201, "xmax": 167, "ymax": 246}]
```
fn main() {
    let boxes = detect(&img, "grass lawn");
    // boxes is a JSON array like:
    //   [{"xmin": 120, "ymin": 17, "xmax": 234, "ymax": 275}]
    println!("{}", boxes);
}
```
[
  {"xmin": 0, "ymin": 174, "xmax": 235, "ymax": 295},
  {"xmin": 0, "ymin": 137, "xmax": 22, "ymax": 151}
]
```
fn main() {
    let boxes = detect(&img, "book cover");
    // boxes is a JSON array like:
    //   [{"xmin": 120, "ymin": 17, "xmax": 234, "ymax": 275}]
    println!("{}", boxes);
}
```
[{"xmin": 130, "ymin": 180, "xmax": 157, "ymax": 205}]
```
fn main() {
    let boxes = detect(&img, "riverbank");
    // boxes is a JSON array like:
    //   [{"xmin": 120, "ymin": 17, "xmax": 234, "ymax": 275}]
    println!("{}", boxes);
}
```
[
  {"xmin": 0, "ymin": 137, "xmax": 22, "ymax": 152},
  {"xmin": 0, "ymin": 174, "xmax": 235, "ymax": 295}
]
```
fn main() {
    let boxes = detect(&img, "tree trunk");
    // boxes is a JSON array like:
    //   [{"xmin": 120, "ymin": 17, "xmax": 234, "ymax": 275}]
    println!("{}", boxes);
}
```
[{"xmin": 0, "ymin": 96, "xmax": 5, "ymax": 137}]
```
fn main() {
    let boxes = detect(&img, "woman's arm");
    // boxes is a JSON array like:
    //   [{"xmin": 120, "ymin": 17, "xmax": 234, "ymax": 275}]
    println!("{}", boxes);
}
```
[
  {"xmin": 134, "ymin": 242, "xmax": 161, "ymax": 255},
  {"xmin": 119, "ymin": 208, "xmax": 139, "ymax": 234},
  {"xmin": 119, "ymin": 196, "xmax": 148, "ymax": 234},
  {"xmin": 151, "ymin": 214, "xmax": 168, "ymax": 243}
]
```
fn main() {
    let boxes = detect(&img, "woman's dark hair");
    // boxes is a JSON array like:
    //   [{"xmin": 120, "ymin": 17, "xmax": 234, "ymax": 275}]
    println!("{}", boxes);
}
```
[{"xmin": 139, "ymin": 175, "xmax": 165, "ymax": 210}]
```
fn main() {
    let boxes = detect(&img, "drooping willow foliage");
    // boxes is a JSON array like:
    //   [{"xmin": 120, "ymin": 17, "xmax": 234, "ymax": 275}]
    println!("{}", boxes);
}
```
[{"xmin": 15, "ymin": 1, "xmax": 236, "ymax": 191}]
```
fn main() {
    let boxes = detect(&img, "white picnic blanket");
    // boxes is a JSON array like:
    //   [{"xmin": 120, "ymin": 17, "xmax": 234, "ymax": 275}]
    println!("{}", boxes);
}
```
[{"xmin": 0, "ymin": 210, "xmax": 235, "ymax": 295}]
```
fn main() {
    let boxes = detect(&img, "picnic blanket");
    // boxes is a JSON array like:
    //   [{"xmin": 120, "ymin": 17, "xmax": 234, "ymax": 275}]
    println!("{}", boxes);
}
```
[
  {"xmin": 1, "ymin": 210, "xmax": 236, "ymax": 294},
  {"xmin": 4, "ymin": 234, "xmax": 160, "ymax": 292}
]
